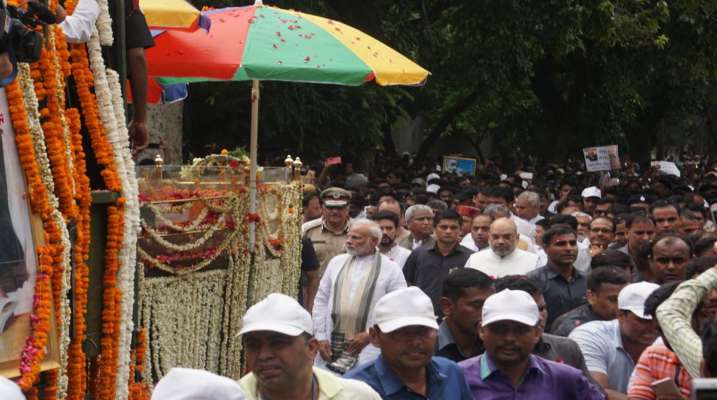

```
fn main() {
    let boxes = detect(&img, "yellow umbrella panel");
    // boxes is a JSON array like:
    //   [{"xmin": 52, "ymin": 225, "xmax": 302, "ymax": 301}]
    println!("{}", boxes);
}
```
[{"xmin": 139, "ymin": 0, "xmax": 209, "ymax": 31}]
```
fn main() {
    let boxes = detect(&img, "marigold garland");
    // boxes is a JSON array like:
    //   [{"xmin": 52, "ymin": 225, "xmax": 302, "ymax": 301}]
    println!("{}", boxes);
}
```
[
  {"xmin": 6, "ymin": 66, "xmax": 58, "ymax": 392},
  {"xmin": 65, "ymin": 107, "xmax": 91, "ymax": 400}
]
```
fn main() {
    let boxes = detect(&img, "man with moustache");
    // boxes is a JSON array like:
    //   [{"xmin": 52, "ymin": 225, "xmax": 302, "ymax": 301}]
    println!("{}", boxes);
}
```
[
  {"xmin": 346, "ymin": 287, "xmax": 472, "ymax": 399},
  {"xmin": 648, "ymin": 234, "xmax": 692, "ymax": 284},
  {"xmin": 313, "ymin": 219, "xmax": 407, "ymax": 372},
  {"xmin": 302, "ymin": 187, "xmax": 354, "ymax": 275},
  {"xmin": 459, "ymin": 289, "xmax": 604, "ymax": 399},
  {"xmin": 238, "ymin": 293, "xmax": 381, "ymax": 399},
  {"xmin": 528, "ymin": 225, "xmax": 588, "ymax": 329},
  {"xmin": 372, "ymin": 211, "xmax": 411, "ymax": 269},
  {"xmin": 398, "ymin": 205, "xmax": 435, "ymax": 250},
  {"xmin": 569, "ymin": 282, "xmax": 660, "ymax": 398},
  {"xmin": 404, "ymin": 209, "xmax": 473, "ymax": 316},
  {"xmin": 459, "ymin": 213, "xmax": 493, "ymax": 252}
]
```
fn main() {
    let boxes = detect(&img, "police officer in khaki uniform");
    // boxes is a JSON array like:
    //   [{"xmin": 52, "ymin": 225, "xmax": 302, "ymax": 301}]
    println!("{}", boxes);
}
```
[{"xmin": 301, "ymin": 187, "xmax": 352, "ymax": 276}]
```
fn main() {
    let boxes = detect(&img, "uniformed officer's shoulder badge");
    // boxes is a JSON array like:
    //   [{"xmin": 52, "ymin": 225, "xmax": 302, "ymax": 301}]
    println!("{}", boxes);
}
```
[{"xmin": 301, "ymin": 217, "xmax": 323, "ymax": 236}]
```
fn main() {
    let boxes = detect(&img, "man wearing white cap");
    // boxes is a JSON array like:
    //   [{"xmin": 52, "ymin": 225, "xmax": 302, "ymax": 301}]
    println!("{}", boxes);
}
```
[
  {"xmin": 581, "ymin": 186, "xmax": 602, "ymax": 215},
  {"xmin": 238, "ymin": 293, "xmax": 381, "ymax": 399},
  {"xmin": 345, "ymin": 287, "xmax": 472, "ymax": 399},
  {"xmin": 152, "ymin": 368, "xmax": 246, "ymax": 400},
  {"xmin": 569, "ymin": 281, "xmax": 660, "ymax": 397},
  {"xmin": 313, "ymin": 219, "xmax": 406, "ymax": 373},
  {"xmin": 459, "ymin": 289, "xmax": 604, "ymax": 399},
  {"xmin": 0, "ymin": 376, "xmax": 24, "ymax": 400}
]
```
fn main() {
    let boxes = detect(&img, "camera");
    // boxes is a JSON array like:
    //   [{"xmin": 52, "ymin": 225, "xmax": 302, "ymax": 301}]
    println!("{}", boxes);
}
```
[{"xmin": 0, "ymin": 0, "xmax": 59, "ymax": 64}]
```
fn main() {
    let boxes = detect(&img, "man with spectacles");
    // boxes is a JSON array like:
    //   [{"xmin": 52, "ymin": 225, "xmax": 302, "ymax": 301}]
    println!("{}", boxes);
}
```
[{"xmin": 588, "ymin": 217, "xmax": 615, "ymax": 256}]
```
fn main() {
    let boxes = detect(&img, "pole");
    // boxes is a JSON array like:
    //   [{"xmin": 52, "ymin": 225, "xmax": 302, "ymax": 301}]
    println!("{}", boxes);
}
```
[{"xmin": 249, "ymin": 80, "xmax": 259, "ymax": 249}]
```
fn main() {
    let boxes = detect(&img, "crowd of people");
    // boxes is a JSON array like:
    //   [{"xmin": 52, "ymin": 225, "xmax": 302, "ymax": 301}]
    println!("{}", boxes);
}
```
[
  {"xmin": 285, "ymin": 156, "xmax": 717, "ymax": 399},
  {"xmin": 7, "ymin": 155, "xmax": 717, "ymax": 399}
]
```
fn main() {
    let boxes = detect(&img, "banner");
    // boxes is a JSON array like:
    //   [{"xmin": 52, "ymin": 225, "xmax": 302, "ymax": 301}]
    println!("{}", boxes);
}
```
[{"xmin": 583, "ymin": 145, "xmax": 620, "ymax": 172}]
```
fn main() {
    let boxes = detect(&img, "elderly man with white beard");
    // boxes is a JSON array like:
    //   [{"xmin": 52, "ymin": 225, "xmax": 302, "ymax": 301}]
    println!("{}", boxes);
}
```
[
  {"xmin": 464, "ymin": 218, "xmax": 539, "ymax": 278},
  {"xmin": 312, "ymin": 219, "xmax": 407, "ymax": 374}
]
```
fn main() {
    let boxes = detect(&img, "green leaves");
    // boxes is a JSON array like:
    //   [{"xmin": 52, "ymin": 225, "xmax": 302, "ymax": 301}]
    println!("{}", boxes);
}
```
[{"xmin": 183, "ymin": 0, "xmax": 717, "ymax": 163}]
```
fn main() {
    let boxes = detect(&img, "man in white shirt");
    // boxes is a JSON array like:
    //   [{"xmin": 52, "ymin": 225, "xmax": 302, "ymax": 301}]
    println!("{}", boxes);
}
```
[
  {"xmin": 460, "ymin": 213, "xmax": 493, "ymax": 252},
  {"xmin": 464, "ymin": 218, "xmax": 538, "ymax": 278},
  {"xmin": 372, "ymin": 210, "xmax": 410, "ymax": 268},
  {"xmin": 514, "ymin": 191, "xmax": 544, "ymax": 226},
  {"xmin": 313, "ymin": 219, "xmax": 406, "ymax": 372}
]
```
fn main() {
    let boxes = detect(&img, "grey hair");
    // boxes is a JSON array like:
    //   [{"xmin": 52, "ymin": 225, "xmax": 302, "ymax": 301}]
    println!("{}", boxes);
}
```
[
  {"xmin": 351, "ymin": 218, "xmax": 382, "ymax": 240},
  {"xmin": 483, "ymin": 204, "xmax": 511, "ymax": 219},
  {"xmin": 405, "ymin": 204, "xmax": 433, "ymax": 222},
  {"xmin": 571, "ymin": 211, "xmax": 592, "ymax": 221},
  {"xmin": 517, "ymin": 191, "xmax": 540, "ymax": 208},
  {"xmin": 427, "ymin": 199, "xmax": 448, "ymax": 212}
]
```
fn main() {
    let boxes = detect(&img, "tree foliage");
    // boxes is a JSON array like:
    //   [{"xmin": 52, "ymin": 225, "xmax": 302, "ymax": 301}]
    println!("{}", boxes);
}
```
[{"xmin": 183, "ymin": 0, "xmax": 717, "ymax": 165}]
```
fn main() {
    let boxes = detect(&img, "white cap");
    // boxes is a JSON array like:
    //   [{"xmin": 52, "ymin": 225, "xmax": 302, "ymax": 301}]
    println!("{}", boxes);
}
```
[
  {"xmin": 618, "ymin": 282, "xmax": 659, "ymax": 319},
  {"xmin": 152, "ymin": 368, "xmax": 246, "ymax": 400},
  {"xmin": 427, "ymin": 173, "xmax": 440, "ymax": 182},
  {"xmin": 581, "ymin": 186, "xmax": 602, "ymax": 199},
  {"xmin": 426, "ymin": 184, "xmax": 440, "ymax": 194},
  {"xmin": 239, "ymin": 293, "xmax": 313, "ymax": 336},
  {"xmin": 0, "ymin": 377, "xmax": 24, "ymax": 400},
  {"xmin": 482, "ymin": 289, "xmax": 539, "ymax": 327},
  {"xmin": 374, "ymin": 287, "xmax": 438, "ymax": 333}
]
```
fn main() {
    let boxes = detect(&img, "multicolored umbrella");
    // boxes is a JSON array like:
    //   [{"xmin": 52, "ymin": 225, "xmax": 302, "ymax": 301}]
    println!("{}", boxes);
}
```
[
  {"xmin": 140, "ymin": 0, "xmax": 210, "ymax": 31},
  {"xmin": 145, "ymin": 1, "xmax": 429, "ymax": 247},
  {"xmin": 147, "ymin": 4, "xmax": 429, "ymax": 86}
]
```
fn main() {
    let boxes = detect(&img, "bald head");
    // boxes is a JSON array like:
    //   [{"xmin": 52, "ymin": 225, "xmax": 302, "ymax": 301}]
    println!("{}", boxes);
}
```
[{"xmin": 489, "ymin": 218, "xmax": 518, "ymax": 257}]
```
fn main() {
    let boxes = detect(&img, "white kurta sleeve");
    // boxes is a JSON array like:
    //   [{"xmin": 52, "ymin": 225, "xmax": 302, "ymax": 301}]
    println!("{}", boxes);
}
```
[
  {"xmin": 312, "ymin": 259, "xmax": 337, "ymax": 341},
  {"xmin": 59, "ymin": 0, "xmax": 101, "ymax": 44}
]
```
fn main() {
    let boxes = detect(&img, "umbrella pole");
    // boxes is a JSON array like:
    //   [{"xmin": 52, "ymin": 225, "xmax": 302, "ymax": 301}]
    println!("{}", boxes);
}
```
[{"xmin": 249, "ymin": 80, "xmax": 260, "ymax": 250}]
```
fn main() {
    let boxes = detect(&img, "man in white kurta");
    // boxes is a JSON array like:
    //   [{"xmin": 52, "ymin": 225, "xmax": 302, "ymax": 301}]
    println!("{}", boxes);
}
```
[
  {"xmin": 464, "ymin": 217, "xmax": 538, "ymax": 278},
  {"xmin": 313, "ymin": 219, "xmax": 407, "ymax": 372}
]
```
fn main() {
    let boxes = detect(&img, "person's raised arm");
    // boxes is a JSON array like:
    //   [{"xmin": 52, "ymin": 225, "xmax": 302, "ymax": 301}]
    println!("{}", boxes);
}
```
[{"xmin": 656, "ymin": 267, "xmax": 717, "ymax": 378}]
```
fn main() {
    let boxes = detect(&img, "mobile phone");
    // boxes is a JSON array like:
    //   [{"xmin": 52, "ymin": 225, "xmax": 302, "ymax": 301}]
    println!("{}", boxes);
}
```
[
  {"xmin": 693, "ymin": 378, "xmax": 717, "ymax": 399},
  {"xmin": 325, "ymin": 156, "xmax": 342, "ymax": 166},
  {"xmin": 651, "ymin": 377, "xmax": 681, "ymax": 397}
]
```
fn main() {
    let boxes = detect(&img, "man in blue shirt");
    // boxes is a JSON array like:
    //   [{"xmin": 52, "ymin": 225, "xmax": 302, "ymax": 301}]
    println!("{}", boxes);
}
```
[
  {"xmin": 346, "ymin": 287, "xmax": 472, "ymax": 399},
  {"xmin": 459, "ymin": 288, "xmax": 604, "ymax": 399}
]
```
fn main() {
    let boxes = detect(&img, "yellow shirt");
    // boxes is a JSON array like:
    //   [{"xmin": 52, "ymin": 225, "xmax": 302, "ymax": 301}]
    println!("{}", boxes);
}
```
[{"xmin": 239, "ymin": 367, "xmax": 381, "ymax": 400}]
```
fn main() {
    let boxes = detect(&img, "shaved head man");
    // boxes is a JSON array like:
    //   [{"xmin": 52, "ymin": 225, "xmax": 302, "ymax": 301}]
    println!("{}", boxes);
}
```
[
  {"xmin": 489, "ymin": 218, "xmax": 519, "ymax": 257},
  {"xmin": 465, "ymin": 218, "xmax": 539, "ymax": 278}
]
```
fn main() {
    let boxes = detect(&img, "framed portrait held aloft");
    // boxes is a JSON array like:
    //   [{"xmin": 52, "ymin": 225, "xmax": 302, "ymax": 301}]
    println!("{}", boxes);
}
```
[{"xmin": 443, "ymin": 156, "xmax": 478, "ymax": 176}]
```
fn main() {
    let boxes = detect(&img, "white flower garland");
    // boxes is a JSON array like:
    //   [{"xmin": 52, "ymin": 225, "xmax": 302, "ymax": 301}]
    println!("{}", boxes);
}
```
[
  {"xmin": 140, "ymin": 213, "xmax": 228, "ymax": 251},
  {"xmin": 48, "ymin": 28, "xmax": 76, "ymax": 200},
  {"xmin": 19, "ymin": 62, "xmax": 73, "ymax": 400},
  {"xmin": 52, "ymin": 210, "xmax": 72, "ymax": 400},
  {"xmin": 140, "ymin": 270, "xmax": 228, "ymax": 379},
  {"xmin": 95, "ymin": 0, "xmax": 114, "ymax": 46},
  {"xmin": 88, "ymin": 31, "xmax": 139, "ymax": 400},
  {"xmin": 18, "ymin": 64, "xmax": 57, "ymax": 208}
]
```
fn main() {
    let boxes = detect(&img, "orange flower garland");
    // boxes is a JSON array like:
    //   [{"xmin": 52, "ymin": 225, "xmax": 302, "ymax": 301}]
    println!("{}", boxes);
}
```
[
  {"xmin": 33, "ymin": 30, "xmax": 78, "ymax": 219},
  {"xmin": 7, "ymin": 65, "xmax": 66, "ymax": 394},
  {"xmin": 66, "ymin": 107, "xmax": 91, "ymax": 400},
  {"xmin": 128, "ymin": 329, "xmax": 150, "ymax": 400},
  {"xmin": 69, "ymin": 38, "xmax": 124, "ymax": 400}
]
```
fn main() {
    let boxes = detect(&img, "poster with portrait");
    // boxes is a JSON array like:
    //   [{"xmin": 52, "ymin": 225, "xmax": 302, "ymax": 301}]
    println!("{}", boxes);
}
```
[
  {"xmin": 583, "ymin": 145, "xmax": 620, "ymax": 172},
  {"xmin": 0, "ymin": 89, "xmax": 59, "ymax": 377},
  {"xmin": 443, "ymin": 156, "xmax": 477, "ymax": 176}
]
